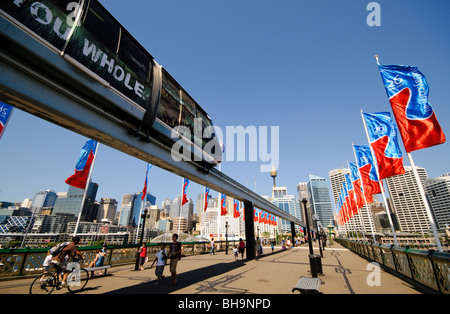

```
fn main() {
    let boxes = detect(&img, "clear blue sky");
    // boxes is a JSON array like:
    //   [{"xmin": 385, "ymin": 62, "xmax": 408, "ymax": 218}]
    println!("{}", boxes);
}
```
[{"xmin": 1, "ymin": 0, "xmax": 449, "ymax": 212}]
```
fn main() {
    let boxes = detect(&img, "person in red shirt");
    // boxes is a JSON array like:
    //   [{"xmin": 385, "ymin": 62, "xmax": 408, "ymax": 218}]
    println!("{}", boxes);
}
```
[{"xmin": 138, "ymin": 243, "xmax": 147, "ymax": 270}]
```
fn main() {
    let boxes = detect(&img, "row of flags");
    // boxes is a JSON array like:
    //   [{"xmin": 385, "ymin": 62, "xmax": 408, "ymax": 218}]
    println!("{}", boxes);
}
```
[{"xmin": 336, "ymin": 60, "xmax": 446, "ymax": 239}]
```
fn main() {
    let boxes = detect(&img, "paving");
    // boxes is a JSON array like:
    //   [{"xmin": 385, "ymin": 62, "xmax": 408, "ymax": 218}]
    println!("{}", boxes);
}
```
[{"xmin": 0, "ymin": 241, "xmax": 421, "ymax": 295}]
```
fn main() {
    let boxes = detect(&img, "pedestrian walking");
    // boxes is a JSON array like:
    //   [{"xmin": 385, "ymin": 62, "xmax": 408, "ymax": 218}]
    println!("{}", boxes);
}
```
[
  {"xmin": 138, "ymin": 243, "xmax": 147, "ymax": 270},
  {"xmin": 238, "ymin": 238, "xmax": 245, "ymax": 260},
  {"xmin": 168, "ymin": 234, "xmax": 182, "ymax": 286},
  {"xmin": 209, "ymin": 238, "xmax": 215, "ymax": 255},
  {"xmin": 150, "ymin": 243, "xmax": 167, "ymax": 286}
]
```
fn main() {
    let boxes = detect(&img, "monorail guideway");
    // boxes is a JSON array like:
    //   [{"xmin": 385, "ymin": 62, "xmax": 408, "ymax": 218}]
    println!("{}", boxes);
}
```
[{"xmin": 0, "ymin": 0, "xmax": 305, "ymax": 259}]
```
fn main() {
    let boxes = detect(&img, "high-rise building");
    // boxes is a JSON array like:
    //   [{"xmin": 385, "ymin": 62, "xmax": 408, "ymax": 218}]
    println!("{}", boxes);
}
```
[
  {"xmin": 328, "ymin": 169, "xmax": 376, "ymax": 235},
  {"xmin": 270, "ymin": 187, "xmax": 301, "ymax": 233},
  {"xmin": 97, "ymin": 198, "xmax": 118, "ymax": 222},
  {"xmin": 385, "ymin": 166, "xmax": 430, "ymax": 233},
  {"xmin": 118, "ymin": 192, "xmax": 156, "ymax": 228},
  {"xmin": 424, "ymin": 173, "xmax": 450, "ymax": 231},
  {"xmin": 31, "ymin": 190, "xmax": 58, "ymax": 213},
  {"xmin": 307, "ymin": 175, "xmax": 334, "ymax": 229},
  {"xmin": 53, "ymin": 182, "xmax": 98, "ymax": 222}
]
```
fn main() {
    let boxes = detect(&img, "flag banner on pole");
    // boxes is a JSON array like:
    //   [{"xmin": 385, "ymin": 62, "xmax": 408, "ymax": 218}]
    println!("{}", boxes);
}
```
[
  {"xmin": 353, "ymin": 144, "xmax": 382, "ymax": 196},
  {"xmin": 204, "ymin": 187, "xmax": 210, "ymax": 212},
  {"xmin": 141, "ymin": 163, "xmax": 152, "ymax": 201},
  {"xmin": 65, "ymin": 139, "xmax": 97, "ymax": 189},
  {"xmin": 363, "ymin": 112, "xmax": 405, "ymax": 179},
  {"xmin": 254, "ymin": 208, "xmax": 259, "ymax": 222},
  {"xmin": 345, "ymin": 174, "xmax": 358, "ymax": 215},
  {"xmin": 0, "ymin": 102, "xmax": 14, "ymax": 140},
  {"xmin": 233, "ymin": 199, "xmax": 240, "ymax": 218},
  {"xmin": 378, "ymin": 64, "xmax": 446, "ymax": 152},
  {"xmin": 349, "ymin": 162, "xmax": 365, "ymax": 209},
  {"xmin": 182, "ymin": 178, "xmax": 189, "ymax": 206},
  {"xmin": 220, "ymin": 194, "xmax": 227, "ymax": 216}
]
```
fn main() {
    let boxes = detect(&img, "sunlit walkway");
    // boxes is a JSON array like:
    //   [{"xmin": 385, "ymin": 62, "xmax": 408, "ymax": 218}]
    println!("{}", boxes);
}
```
[{"xmin": 0, "ymin": 241, "xmax": 420, "ymax": 294}]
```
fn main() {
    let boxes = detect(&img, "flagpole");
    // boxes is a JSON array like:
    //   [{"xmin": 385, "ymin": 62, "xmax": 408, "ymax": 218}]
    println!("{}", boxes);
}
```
[
  {"xmin": 178, "ymin": 178, "xmax": 184, "ymax": 236},
  {"xmin": 73, "ymin": 142, "xmax": 99, "ymax": 237},
  {"xmin": 347, "ymin": 161, "xmax": 366, "ymax": 242},
  {"xmin": 351, "ymin": 148, "xmax": 377, "ymax": 243},
  {"xmin": 360, "ymin": 110, "xmax": 399, "ymax": 246},
  {"xmin": 407, "ymin": 153, "xmax": 443, "ymax": 252}
]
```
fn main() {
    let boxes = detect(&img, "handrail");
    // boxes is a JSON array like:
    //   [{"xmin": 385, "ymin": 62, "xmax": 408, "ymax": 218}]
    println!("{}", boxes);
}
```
[
  {"xmin": 0, "ymin": 240, "xmax": 238, "ymax": 280},
  {"xmin": 336, "ymin": 238, "xmax": 450, "ymax": 294}
]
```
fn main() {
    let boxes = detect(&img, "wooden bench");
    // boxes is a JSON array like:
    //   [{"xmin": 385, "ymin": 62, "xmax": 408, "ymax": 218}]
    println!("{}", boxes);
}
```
[
  {"xmin": 292, "ymin": 276, "xmax": 322, "ymax": 294},
  {"xmin": 84, "ymin": 265, "xmax": 111, "ymax": 277}
]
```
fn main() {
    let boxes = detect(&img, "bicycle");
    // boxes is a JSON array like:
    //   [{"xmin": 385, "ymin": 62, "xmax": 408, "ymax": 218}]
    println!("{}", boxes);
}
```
[{"xmin": 29, "ymin": 259, "xmax": 89, "ymax": 294}]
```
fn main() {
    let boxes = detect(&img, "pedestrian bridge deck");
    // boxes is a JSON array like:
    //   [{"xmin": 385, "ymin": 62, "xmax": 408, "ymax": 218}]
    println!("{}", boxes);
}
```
[{"xmin": 0, "ymin": 242, "xmax": 420, "ymax": 295}]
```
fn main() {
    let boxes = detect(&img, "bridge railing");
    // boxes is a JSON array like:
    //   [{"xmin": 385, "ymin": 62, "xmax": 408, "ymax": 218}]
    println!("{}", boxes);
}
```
[
  {"xmin": 0, "ymin": 240, "xmax": 238, "ymax": 280},
  {"xmin": 337, "ymin": 238, "xmax": 450, "ymax": 294}
]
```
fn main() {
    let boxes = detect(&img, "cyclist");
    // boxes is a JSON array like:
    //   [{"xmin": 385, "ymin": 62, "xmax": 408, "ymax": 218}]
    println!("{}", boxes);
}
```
[{"xmin": 51, "ymin": 236, "xmax": 85, "ymax": 288}]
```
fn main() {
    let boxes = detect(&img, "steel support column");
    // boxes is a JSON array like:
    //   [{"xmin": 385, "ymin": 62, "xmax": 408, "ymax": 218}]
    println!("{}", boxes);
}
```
[{"xmin": 244, "ymin": 201, "xmax": 256, "ymax": 260}]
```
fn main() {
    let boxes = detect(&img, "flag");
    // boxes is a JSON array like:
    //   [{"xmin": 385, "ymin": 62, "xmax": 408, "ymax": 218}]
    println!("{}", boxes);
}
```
[
  {"xmin": 65, "ymin": 139, "xmax": 97, "ymax": 189},
  {"xmin": 141, "ymin": 163, "xmax": 152, "ymax": 201},
  {"xmin": 182, "ymin": 178, "xmax": 189, "ymax": 206},
  {"xmin": 233, "ymin": 199, "xmax": 240, "ymax": 218},
  {"xmin": 254, "ymin": 208, "xmax": 259, "ymax": 222},
  {"xmin": 349, "ymin": 162, "xmax": 365, "ymax": 209},
  {"xmin": 220, "ymin": 194, "xmax": 227, "ymax": 216},
  {"xmin": 345, "ymin": 174, "xmax": 358, "ymax": 215},
  {"xmin": 378, "ymin": 64, "xmax": 446, "ymax": 152},
  {"xmin": 353, "ymin": 144, "xmax": 382, "ymax": 196},
  {"xmin": 363, "ymin": 112, "xmax": 405, "ymax": 179},
  {"xmin": 0, "ymin": 102, "xmax": 13, "ymax": 140},
  {"xmin": 204, "ymin": 187, "xmax": 210, "ymax": 212}
]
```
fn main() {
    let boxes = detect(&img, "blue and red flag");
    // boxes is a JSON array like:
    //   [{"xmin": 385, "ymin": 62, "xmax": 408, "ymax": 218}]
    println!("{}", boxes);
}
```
[
  {"xmin": 204, "ymin": 187, "xmax": 210, "ymax": 212},
  {"xmin": 353, "ymin": 144, "xmax": 382, "ymax": 197},
  {"xmin": 233, "ymin": 199, "xmax": 240, "ymax": 218},
  {"xmin": 363, "ymin": 112, "xmax": 405, "ymax": 179},
  {"xmin": 182, "ymin": 178, "xmax": 189, "ymax": 205},
  {"xmin": 0, "ymin": 102, "xmax": 14, "ymax": 140},
  {"xmin": 220, "ymin": 194, "xmax": 227, "ymax": 216},
  {"xmin": 348, "ymin": 162, "xmax": 365, "ymax": 209},
  {"xmin": 378, "ymin": 64, "xmax": 446, "ymax": 153},
  {"xmin": 65, "ymin": 139, "xmax": 98, "ymax": 189},
  {"xmin": 141, "ymin": 163, "xmax": 152, "ymax": 201}
]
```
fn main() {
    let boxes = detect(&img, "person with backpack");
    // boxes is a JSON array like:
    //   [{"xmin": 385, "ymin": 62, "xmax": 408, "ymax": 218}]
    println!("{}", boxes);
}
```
[{"xmin": 51, "ymin": 236, "xmax": 85, "ymax": 288}]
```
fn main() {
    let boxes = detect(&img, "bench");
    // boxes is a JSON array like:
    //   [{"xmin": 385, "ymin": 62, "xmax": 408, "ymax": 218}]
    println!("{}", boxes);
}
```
[
  {"xmin": 84, "ymin": 265, "xmax": 111, "ymax": 277},
  {"xmin": 292, "ymin": 276, "xmax": 322, "ymax": 294}
]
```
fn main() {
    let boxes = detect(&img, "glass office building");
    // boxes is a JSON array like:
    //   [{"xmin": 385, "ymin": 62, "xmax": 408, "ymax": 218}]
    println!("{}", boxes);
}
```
[
  {"xmin": 307, "ymin": 175, "xmax": 334, "ymax": 229},
  {"xmin": 271, "ymin": 187, "xmax": 301, "ymax": 233}
]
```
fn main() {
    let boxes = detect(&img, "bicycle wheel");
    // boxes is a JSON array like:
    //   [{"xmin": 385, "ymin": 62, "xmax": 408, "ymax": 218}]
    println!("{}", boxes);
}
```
[
  {"xmin": 29, "ymin": 273, "xmax": 56, "ymax": 294},
  {"xmin": 67, "ymin": 268, "xmax": 89, "ymax": 293}
]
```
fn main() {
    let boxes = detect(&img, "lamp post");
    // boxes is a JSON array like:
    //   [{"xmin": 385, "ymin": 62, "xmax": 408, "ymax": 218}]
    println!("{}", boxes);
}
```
[
  {"xmin": 301, "ymin": 198, "xmax": 322, "ymax": 278},
  {"xmin": 313, "ymin": 214, "xmax": 323, "ymax": 257},
  {"xmin": 225, "ymin": 221, "xmax": 229, "ymax": 255},
  {"xmin": 134, "ymin": 208, "xmax": 148, "ymax": 271}
]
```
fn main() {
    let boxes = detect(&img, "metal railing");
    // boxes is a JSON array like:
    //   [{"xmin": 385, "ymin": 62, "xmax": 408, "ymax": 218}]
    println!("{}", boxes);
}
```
[
  {"xmin": 0, "ymin": 240, "xmax": 239, "ymax": 280},
  {"xmin": 337, "ymin": 238, "xmax": 450, "ymax": 294}
]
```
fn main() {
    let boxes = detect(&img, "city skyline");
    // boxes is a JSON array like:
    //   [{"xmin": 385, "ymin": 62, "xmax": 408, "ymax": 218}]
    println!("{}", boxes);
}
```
[{"xmin": 1, "ymin": 1, "xmax": 449, "ymax": 217}]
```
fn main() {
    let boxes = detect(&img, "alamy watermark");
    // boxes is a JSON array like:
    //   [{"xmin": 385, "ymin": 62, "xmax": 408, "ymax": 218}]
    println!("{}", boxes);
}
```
[
  {"xmin": 367, "ymin": 2, "xmax": 381, "ymax": 27},
  {"xmin": 366, "ymin": 262, "xmax": 381, "ymax": 287},
  {"xmin": 170, "ymin": 119, "xmax": 279, "ymax": 173}
]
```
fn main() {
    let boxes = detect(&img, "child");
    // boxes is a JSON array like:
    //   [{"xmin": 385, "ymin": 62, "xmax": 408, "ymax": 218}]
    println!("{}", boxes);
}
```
[
  {"xmin": 41, "ymin": 252, "xmax": 53, "ymax": 281},
  {"xmin": 150, "ymin": 243, "xmax": 167, "ymax": 286},
  {"xmin": 233, "ymin": 246, "xmax": 238, "ymax": 260}
]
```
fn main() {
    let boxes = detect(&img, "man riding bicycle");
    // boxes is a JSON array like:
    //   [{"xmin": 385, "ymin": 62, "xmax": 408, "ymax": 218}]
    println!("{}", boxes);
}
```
[{"xmin": 51, "ymin": 236, "xmax": 85, "ymax": 288}]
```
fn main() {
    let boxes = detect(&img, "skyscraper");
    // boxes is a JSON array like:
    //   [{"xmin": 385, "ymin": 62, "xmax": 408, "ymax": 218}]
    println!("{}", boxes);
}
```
[
  {"xmin": 271, "ymin": 187, "xmax": 301, "ymax": 233},
  {"xmin": 424, "ymin": 173, "xmax": 450, "ymax": 232},
  {"xmin": 52, "ymin": 181, "xmax": 98, "ymax": 222},
  {"xmin": 328, "ymin": 169, "xmax": 376, "ymax": 235},
  {"xmin": 385, "ymin": 166, "xmax": 430, "ymax": 233},
  {"xmin": 307, "ymin": 175, "xmax": 334, "ymax": 229}
]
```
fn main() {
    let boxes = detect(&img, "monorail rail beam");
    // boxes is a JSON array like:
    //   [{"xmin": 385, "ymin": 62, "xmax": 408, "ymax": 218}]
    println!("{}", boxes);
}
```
[{"xmin": 0, "ymin": 18, "xmax": 304, "ymax": 228}]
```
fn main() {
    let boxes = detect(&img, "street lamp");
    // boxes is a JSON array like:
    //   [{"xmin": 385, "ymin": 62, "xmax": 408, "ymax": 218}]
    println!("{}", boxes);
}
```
[
  {"xmin": 301, "ymin": 198, "xmax": 323, "ymax": 278},
  {"xmin": 134, "ymin": 208, "xmax": 148, "ymax": 271},
  {"xmin": 225, "ymin": 221, "xmax": 229, "ymax": 255}
]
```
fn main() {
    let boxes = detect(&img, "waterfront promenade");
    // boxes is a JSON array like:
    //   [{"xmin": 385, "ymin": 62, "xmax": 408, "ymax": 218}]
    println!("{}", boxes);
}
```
[{"xmin": 0, "ymin": 241, "xmax": 420, "ymax": 295}]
